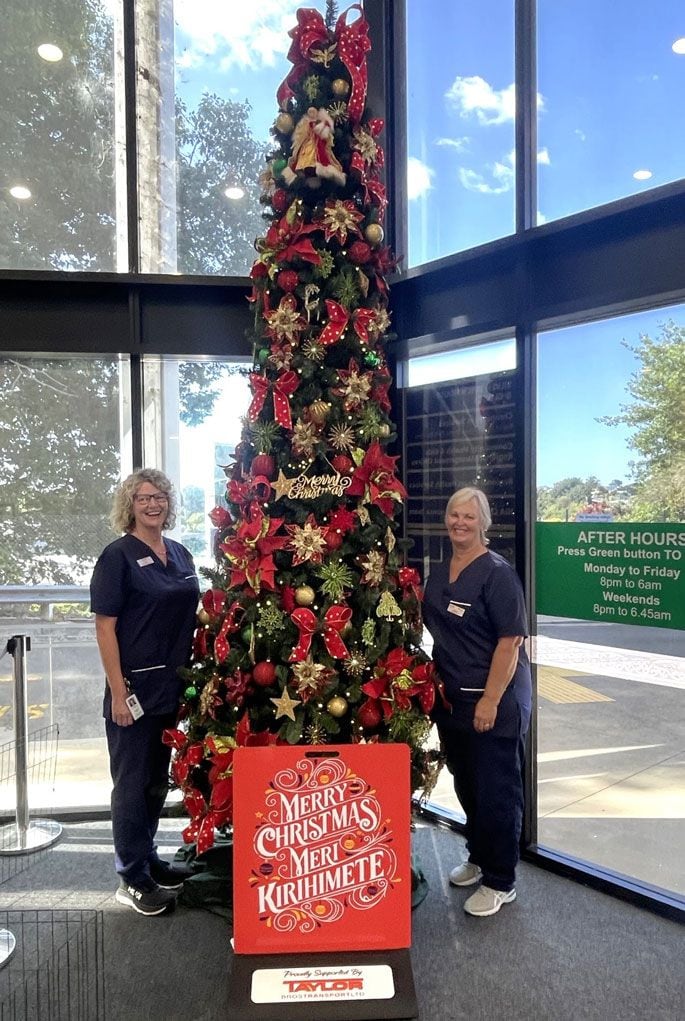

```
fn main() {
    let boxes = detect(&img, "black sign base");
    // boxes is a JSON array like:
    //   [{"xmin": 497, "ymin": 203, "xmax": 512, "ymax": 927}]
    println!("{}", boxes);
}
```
[{"xmin": 226, "ymin": 948, "xmax": 418, "ymax": 1021}]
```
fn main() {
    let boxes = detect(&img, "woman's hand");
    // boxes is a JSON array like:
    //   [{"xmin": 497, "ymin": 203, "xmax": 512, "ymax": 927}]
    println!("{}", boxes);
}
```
[
  {"xmin": 473, "ymin": 694, "xmax": 499, "ymax": 733},
  {"xmin": 111, "ymin": 693, "xmax": 134, "ymax": 727}
]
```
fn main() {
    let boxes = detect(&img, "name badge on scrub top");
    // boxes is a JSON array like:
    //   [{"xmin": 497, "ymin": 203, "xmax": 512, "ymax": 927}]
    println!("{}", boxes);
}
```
[
  {"xmin": 137, "ymin": 556, "xmax": 155, "ymax": 567},
  {"xmin": 448, "ymin": 600, "xmax": 470, "ymax": 617}
]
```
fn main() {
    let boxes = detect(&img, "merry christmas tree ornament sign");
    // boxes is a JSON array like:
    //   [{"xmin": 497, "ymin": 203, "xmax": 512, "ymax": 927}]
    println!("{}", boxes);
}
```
[{"xmin": 233, "ymin": 743, "xmax": 411, "ymax": 956}]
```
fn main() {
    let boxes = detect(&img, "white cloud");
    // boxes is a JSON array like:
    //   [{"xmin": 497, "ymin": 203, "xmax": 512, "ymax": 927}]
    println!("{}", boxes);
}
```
[
  {"xmin": 407, "ymin": 156, "xmax": 434, "ymax": 200},
  {"xmin": 458, "ymin": 149, "xmax": 514, "ymax": 195},
  {"xmin": 575, "ymin": 128, "xmax": 587, "ymax": 142},
  {"xmin": 446, "ymin": 76, "xmax": 515, "ymax": 125},
  {"xmin": 445, "ymin": 75, "xmax": 545, "ymax": 125},
  {"xmin": 537, "ymin": 147, "xmax": 551, "ymax": 165},
  {"xmin": 174, "ymin": 0, "xmax": 299, "ymax": 70},
  {"xmin": 537, "ymin": 211, "xmax": 547, "ymax": 224},
  {"xmin": 436, "ymin": 136, "xmax": 470, "ymax": 152}
]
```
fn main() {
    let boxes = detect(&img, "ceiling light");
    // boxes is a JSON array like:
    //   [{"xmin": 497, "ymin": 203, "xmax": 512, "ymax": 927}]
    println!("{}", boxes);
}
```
[
  {"xmin": 672, "ymin": 38, "xmax": 685, "ymax": 54},
  {"xmin": 37, "ymin": 43, "xmax": 64, "ymax": 62},
  {"xmin": 633, "ymin": 169, "xmax": 652, "ymax": 181},
  {"xmin": 9, "ymin": 185, "xmax": 32, "ymax": 200},
  {"xmin": 224, "ymin": 186, "xmax": 245, "ymax": 200}
]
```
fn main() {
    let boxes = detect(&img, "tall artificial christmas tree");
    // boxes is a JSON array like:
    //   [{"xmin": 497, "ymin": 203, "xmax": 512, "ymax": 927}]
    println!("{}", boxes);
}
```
[{"xmin": 165, "ymin": 3, "xmax": 443, "ymax": 855}]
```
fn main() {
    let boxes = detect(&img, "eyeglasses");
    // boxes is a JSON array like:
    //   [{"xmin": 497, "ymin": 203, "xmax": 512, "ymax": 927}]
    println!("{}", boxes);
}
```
[{"xmin": 134, "ymin": 493, "xmax": 169, "ymax": 506}]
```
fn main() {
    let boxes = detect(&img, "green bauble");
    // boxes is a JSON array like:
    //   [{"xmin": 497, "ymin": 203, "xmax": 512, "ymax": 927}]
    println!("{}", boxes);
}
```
[
  {"xmin": 273, "ymin": 157, "xmax": 288, "ymax": 177},
  {"xmin": 258, "ymin": 347, "xmax": 270, "ymax": 365},
  {"xmin": 184, "ymin": 685, "xmax": 198, "ymax": 700},
  {"xmin": 364, "ymin": 351, "xmax": 381, "ymax": 368},
  {"xmin": 241, "ymin": 625, "xmax": 254, "ymax": 644}
]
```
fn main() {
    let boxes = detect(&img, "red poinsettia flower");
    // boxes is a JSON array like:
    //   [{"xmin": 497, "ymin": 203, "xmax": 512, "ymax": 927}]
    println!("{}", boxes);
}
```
[
  {"xmin": 220, "ymin": 502, "xmax": 288, "ymax": 593},
  {"xmin": 264, "ymin": 212, "xmax": 321, "ymax": 265},
  {"xmin": 329, "ymin": 507, "xmax": 357, "ymax": 533},
  {"xmin": 347, "ymin": 440, "xmax": 408, "ymax": 516}
]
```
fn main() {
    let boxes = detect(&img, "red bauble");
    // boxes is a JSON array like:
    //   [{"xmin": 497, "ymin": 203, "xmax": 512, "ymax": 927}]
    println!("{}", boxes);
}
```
[
  {"xmin": 326, "ymin": 529, "xmax": 343, "ymax": 550},
  {"xmin": 251, "ymin": 453, "xmax": 276, "ymax": 480},
  {"xmin": 272, "ymin": 188, "xmax": 289, "ymax": 213},
  {"xmin": 331, "ymin": 454, "xmax": 353, "ymax": 474},
  {"xmin": 357, "ymin": 700, "xmax": 382, "ymax": 730},
  {"xmin": 347, "ymin": 240, "xmax": 372, "ymax": 264},
  {"xmin": 253, "ymin": 661, "xmax": 277, "ymax": 687},
  {"xmin": 277, "ymin": 269, "xmax": 299, "ymax": 293}
]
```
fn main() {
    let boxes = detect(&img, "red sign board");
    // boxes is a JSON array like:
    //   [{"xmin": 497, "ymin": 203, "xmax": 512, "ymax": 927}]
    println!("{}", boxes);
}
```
[{"xmin": 232, "ymin": 744, "xmax": 411, "ymax": 955}]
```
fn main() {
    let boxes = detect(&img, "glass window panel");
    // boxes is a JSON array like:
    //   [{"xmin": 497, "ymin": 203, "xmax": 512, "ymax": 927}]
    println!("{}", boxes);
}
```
[
  {"xmin": 537, "ymin": 1, "xmax": 685, "ymax": 224},
  {"xmin": 0, "ymin": 1, "xmax": 124, "ymax": 271},
  {"xmin": 405, "ymin": 0, "xmax": 515, "ymax": 268},
  {"xmin": 535, "ymin": 307, "xmax": 685, "ymax": 897},
  {"xmin": 0, "ymin": 354, "xmax": 132, "ymax": 810},
  {"xmin": 402, "ymin": 340, "xmax": 519, "ymax": 815},
  {"xmin": 136, "ymin": 0, "xmax": 329, "ymax": 276},
  {"xmin": 141, "ymin": 356, "xmax": 251, "ymax": 570}
]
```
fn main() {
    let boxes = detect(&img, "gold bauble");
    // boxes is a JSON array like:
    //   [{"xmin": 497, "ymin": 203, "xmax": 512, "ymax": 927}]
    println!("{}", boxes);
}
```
[
  {"xmin": 327, "ymin": 695, "xmax": 348, "ymax": 718},
  {"xmin": 197, "ymin": 608, "xmax": 211, "ymax": 625},
  {"xmin": 295, "ymin": 585, "xmax": 316, "ymax": 606},
  {"xmin": 308, "ymin": 399, "xmax": 331, "ymax": 425},
  {"xmin": 378, "ymin": 423, "xmax": 391, "ymax": 438},
  {"xmin": 364, "ymin": 223, "xmax": 384, "ymax": 247},
  {"xmin": 331, "ymin": 78, "xmax": 350, "ymax": 97},
  {"xmin": 275, "ymin": 111, "xmax": 294, "ymax": 134}
]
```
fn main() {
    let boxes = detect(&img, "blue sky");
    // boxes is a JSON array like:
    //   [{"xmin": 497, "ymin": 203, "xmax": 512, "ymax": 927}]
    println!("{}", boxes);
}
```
[
  {"xmin": 406, "ymin": 0, "xmax": 685, "ymax": 262},
  {"xmin": 537, "ymin": 304, "xmax": 684, "ymax": 488}
]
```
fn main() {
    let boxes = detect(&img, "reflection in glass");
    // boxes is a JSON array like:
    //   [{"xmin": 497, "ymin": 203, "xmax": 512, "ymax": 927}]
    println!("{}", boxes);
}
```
[
  {"xmin": 402, "ymin": 341, "xmax": 518, "ymax": 815},
  {"xmin": 137, "ymin": 0, "xmax": 328, "ymax": 276},
  {"xmin": 0, "ymin": 354, "xmax": 130, "ymax": 810},
  {"xmin": 141, "ymin": 356, "xmax": 250, "ymax": 567},
  {"xmin": 405, "ymin": 0, "xmax": 515, "ymax": 267},
  {"xmin": 536, "ymin": 307, "xmax": 685, "ymax": 897},
  {"xmin": 537, "ymin": 0, "xmax": 685, "ymax": 223},
  {"xmin": 0, "ymin": 1, "xmax": 121, "ymax": 271}
]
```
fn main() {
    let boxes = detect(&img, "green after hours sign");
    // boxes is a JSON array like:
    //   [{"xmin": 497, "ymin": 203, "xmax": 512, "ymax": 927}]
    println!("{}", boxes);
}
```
[{"xmin": 536, "ymin": 522, "xmax": 685, "ymax": 630}]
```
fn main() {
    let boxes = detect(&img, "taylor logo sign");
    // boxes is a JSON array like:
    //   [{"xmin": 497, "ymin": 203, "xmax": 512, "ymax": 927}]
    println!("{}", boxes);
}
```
[
  {"xmin": 233, "ymin": 744, "xmax": 410, "ymax": 954},
  {"xmin": 251, "ymin": 964, "xmax": 395, "ymax": 1004}
]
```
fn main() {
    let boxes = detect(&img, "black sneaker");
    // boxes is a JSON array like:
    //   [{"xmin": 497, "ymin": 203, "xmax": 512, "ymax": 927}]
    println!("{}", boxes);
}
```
[
  {"xmin": 149, "ymin": 859, "xmax": 193, "ymax": 891},
  {"xmin": 115, "ymin": 879, "xmax": 177, "ymax": 916}
]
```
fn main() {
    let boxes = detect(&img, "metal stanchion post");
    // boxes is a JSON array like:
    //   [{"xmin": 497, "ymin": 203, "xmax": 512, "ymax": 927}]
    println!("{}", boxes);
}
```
[{"xmin": 0, "ymin": 635, "xmax": 61, "ymax": 855}]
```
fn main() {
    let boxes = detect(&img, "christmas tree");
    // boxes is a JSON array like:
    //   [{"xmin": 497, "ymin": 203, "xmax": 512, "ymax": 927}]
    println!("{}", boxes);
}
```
[{"xmin": 165, "ymin": 3, "xmax": 443, "ymax": 855}]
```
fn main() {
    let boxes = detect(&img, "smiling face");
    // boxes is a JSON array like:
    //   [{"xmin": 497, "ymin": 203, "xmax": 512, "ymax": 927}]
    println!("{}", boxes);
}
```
[
  {"xmin": 445, "ymin": 497, "xmax": 483, "ymax": 554},
  {"xmin": 131, "ymin": 481, "xmax": 169, "ymax": 533}
]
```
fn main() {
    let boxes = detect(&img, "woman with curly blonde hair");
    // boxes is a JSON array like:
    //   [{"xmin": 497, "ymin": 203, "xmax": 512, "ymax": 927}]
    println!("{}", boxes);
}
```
[{"xmin": 90, "ymin": 468, "xmax": 199, "ymax": 916}]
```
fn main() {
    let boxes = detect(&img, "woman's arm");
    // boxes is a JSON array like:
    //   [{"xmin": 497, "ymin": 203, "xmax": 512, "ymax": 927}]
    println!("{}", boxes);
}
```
[
  {"xmin": 473, "ymin": 635, "xmax": 523, "ymax": 733},
  {"xmin": 94, "ymin": 615, "xmax": 133, "ymax": 727}
]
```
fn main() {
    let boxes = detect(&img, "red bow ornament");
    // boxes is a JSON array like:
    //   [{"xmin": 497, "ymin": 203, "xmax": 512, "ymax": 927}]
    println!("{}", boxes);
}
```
[
  {"xmin": 213, "ymin": 600, "xmax": 244, "ymax": 664},
  {"xmin": 277, "ymin": 8, "xmax": 330, "ymax": 110},
  {"xmin": 290, "ymin": 604, "xmax": 352, "ymax": 662},
  {"xmin": 248, "ymin": 369, "xmax": 299, "ymax": 430},
  {"xmin": 318, "ymin": 300, "xmax": 378, "ymax": 347},
  {"xmin": 335, "ymin": 5, "xmax": 371, "ymax": 124}
]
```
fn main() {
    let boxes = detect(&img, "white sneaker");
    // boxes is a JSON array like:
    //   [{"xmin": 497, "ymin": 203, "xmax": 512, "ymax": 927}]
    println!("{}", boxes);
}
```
[
  {"xmin": 448, "ymin": 861, "xmax": 483, "ymax": 887},
  {"xmin": 463, "ymin": 885, "xmax": 516, "ymax": 916}
]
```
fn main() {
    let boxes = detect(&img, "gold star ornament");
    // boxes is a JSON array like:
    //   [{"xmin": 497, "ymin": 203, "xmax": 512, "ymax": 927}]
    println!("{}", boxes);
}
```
[{"xmin": 270, "ymin": 687, "xmax": 302, "ymax": 721}]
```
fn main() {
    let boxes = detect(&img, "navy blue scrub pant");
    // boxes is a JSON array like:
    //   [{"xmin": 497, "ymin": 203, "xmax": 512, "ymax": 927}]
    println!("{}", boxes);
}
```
[
  {"xmin": 105, "ymin": 712, "xmax": 176, "ymax": 885},
  {"xmin": 440, "ymin": 724, "xmax": 526, "ymax": 892}
]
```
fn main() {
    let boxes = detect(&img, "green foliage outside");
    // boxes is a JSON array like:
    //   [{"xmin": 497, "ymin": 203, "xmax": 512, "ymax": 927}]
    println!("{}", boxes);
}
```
[{"xmin": 539, "ymin": 322, "xmax": 685, "ymax": 523}]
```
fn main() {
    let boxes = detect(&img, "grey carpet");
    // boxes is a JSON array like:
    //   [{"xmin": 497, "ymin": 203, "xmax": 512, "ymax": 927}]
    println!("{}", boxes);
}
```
[{"xmin": 0, "ymin": 818, "xmax": 681, "ymax": 1020}]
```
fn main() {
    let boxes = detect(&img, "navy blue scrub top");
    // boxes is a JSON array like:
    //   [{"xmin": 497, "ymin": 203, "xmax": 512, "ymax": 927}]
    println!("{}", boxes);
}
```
[
  {"xmin": 90, "ymin": 533, "xmax": 200, "ymax": 716},
  {"xmin": 423, "ymin": 550, "xmax": 532, "ymax": 735}
]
